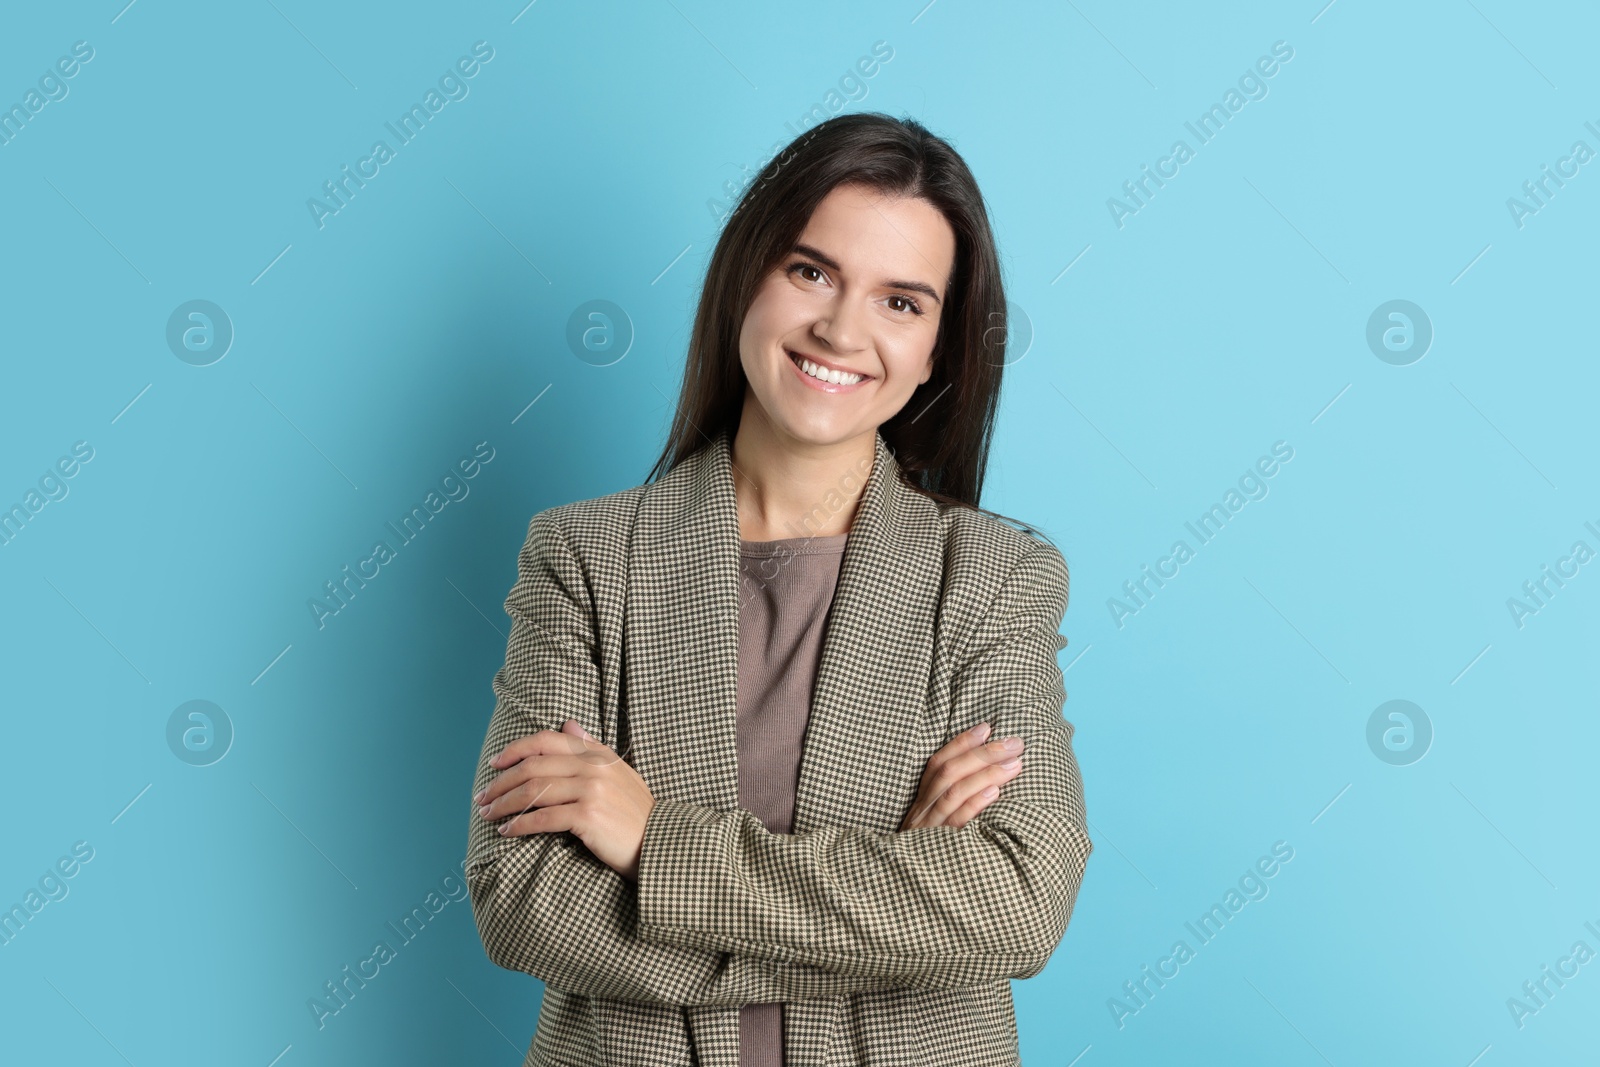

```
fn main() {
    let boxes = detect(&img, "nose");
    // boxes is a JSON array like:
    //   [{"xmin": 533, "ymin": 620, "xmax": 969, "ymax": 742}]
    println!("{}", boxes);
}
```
[{"xmin": 811, "ymin": 292, "xmax": 869, "ymax": 355}]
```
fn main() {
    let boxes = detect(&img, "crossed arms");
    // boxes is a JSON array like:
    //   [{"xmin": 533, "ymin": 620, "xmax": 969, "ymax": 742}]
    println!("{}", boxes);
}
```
[{"xmin": 463, "ymin": 511, "xmax": 1092, "ymax": 1007}]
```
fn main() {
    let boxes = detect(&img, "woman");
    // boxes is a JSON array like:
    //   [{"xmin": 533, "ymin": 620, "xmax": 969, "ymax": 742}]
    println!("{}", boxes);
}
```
[{"xmin": 466, "ymin": 112, "xmax": 1091, "ymax": 1067}]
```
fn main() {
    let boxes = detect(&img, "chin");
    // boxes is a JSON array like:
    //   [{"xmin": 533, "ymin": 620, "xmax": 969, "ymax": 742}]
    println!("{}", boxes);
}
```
[{"xmin": 782, "ymin": 417, "xmax": 872, "ymax": 449}]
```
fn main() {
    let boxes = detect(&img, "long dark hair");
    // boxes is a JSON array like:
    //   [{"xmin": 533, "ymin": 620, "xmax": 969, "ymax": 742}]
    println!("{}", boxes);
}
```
[{"xmin": 647, "ymin": 111, "xmax": 1055, "ymax": 547}]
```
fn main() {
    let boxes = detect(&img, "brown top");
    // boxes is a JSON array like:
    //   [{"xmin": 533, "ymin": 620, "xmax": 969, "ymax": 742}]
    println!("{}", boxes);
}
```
[{"xmin": 734, "ymin": 530, "xmax": 850, "ymax": 1067}]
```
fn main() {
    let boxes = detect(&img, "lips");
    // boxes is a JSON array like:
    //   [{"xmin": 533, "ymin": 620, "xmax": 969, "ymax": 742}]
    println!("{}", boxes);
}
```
[
  {"xmin": 787, "ymin": 349, "xmax": 871, "ymax": 383},
  {"xmin": 785, "ymin": 348, "xmax": 871, "ymax": 394}
]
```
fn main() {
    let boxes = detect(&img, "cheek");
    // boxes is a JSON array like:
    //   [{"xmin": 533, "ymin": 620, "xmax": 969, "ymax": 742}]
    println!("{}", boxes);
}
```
[
  {"xmin": 738, "ymin": 302, "xmax": 773, "ymax": 360},
  {"xmin": 740, "ymin": 289, "xmax": 786, "ymax": 349},
  {"xmin": 884, "ymin": 338, "xmax": 935, "ymax": 388}
]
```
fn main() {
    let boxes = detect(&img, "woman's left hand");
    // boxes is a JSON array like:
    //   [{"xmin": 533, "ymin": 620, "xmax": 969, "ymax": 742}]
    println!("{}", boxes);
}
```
[{"xmin": 476, "ymin": 719, "xmax": 656, "ymax": 881}]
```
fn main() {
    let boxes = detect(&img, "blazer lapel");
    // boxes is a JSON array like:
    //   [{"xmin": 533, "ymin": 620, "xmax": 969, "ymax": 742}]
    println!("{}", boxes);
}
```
[
  {"xmin": 780, "ymin": 437, "xmax": 943, "ymax": 1067},
  {"xmin": 792, "ymin": 432, "xmax": 943, "ymax": 835},
  {"xmin": 623, "ymin": 428, "xmax": 745, "ymax": 809},
  {"xmin": 623, "ymin": 426, "xmax": 945, "ymax": 832}
]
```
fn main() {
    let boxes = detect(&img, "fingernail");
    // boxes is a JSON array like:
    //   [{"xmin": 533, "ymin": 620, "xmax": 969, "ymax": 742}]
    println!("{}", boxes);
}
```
[
  {"xmin": 1000, "ymin": 757, "xmax": 1021, "ymax": 770},
  {"xmin": 474, "ymin": 790, "xmax": 486, "ymax": 804},
  {"xmin": 1002, "ymin": 736, "xmax": 1022, "ymax": 751},
  {"xmin": 973, "ymin": 722, "xmax": 991, "ymax": 741},
  {"xmin": 981, "ymin": 785, "xmax": 998, "ymax": 797},
  {"xmin": 479, "ymin": 805, "xmax": 490, "ymax": 817}
]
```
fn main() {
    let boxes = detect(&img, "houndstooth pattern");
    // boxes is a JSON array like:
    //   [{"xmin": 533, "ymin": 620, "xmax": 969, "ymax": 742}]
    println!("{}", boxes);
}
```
[{"xmin": 465, "ymin": 427, "xmax": 1091, "ymax": 1066}]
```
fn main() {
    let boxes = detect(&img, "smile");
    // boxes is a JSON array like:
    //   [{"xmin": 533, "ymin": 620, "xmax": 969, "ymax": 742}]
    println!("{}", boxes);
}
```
[{"xmin": 787, "ymin": 349, "xmax": 871, "ymax": 393}]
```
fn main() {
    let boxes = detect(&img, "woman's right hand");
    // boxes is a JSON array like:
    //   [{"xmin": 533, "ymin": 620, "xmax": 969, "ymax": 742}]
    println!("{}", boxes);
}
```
[{"xmin": 899, "ymin": 722, "xmax": 1024, "ymax": 831}]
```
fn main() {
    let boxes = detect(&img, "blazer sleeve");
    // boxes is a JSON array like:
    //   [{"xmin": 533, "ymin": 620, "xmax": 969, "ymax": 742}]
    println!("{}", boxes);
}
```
[
  {"xmin": 633, "ymin": 540, "xmax": 1093, "ymax": 990},
  {"xmin": 464, "ymin": 511, "xmax": 964, "ymax": 1007}
]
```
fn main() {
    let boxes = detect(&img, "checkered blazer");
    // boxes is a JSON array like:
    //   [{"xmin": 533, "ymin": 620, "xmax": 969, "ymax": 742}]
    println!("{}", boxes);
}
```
[{"xmin": 465, "ymin": 426, "xmax": 1091, "ymax": 1066}]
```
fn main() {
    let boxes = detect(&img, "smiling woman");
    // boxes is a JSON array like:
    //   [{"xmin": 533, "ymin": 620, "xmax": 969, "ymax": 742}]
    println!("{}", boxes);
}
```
[
  {"xmin": 465, "ymin": 112, "xmax": 1090, "ymax": 1067},
  {"xmin": 730, "ymin": 184, "xmax": 954, "ymax": 515}
]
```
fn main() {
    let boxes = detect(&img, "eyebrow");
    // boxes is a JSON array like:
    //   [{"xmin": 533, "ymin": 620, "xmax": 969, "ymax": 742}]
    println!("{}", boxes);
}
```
[{"xmin": 790, "ymin": 243, "xmax": 944, "ymax": 307}]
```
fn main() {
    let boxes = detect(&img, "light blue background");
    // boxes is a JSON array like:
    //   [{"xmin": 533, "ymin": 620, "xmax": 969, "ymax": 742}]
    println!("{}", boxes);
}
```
[{"xmin": 2, "ymin": 1, "xmax": 1596, "ymax": 1064}]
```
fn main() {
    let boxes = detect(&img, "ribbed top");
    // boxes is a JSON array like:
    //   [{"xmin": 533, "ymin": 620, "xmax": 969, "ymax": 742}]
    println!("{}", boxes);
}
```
[
  {"xmin": 733, "ymin": 529, "xmax": 848, "ymax": 1067},
  {"xmin": 738, "ymin": 531, "xmax": 850, "ymax": 557}
]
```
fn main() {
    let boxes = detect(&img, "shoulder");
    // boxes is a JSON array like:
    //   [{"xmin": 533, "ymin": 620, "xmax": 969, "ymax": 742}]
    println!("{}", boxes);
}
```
[
  {"xmin": 937, "ymin": 500, "xmax": 1067, "ymax": 589},
  {"xmin": 528, "ymin": 481, "xmax": 644, "ymax": 547},
  {"xmin": 526, "ymin": 444, "xmax": 705, "ymax": 559},
  {"xmin": 933, "ymin": 499, "xmax": 1069, "ymax": 640}
]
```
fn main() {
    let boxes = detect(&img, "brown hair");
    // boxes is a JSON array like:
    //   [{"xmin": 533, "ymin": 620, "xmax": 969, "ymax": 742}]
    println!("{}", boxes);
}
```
[{"xmin": 647, "ymin": 111, "xmax": 1056, "ymax": 547}]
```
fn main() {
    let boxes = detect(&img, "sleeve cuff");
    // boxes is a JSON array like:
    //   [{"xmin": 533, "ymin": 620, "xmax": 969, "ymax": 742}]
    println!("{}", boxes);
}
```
[
  {"xmin": 635, "ymin": 797, "xmax": 718, "ymax": 932},
  {"xmin": 634, "ymin": 797, "xmax": 817, "ymax": 960}
]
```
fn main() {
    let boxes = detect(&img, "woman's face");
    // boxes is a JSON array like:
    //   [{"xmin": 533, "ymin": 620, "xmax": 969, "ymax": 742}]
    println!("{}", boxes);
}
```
[{"xmin": 737, "ymin": 182, "xmax": 956, "ymax": 452}]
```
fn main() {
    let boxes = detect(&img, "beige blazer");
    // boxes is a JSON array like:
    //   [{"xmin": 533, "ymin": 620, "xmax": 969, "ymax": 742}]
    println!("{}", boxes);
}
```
[{"xmin": 465, "ymin": 427, "xmax": 1091, "ymax": 1066}]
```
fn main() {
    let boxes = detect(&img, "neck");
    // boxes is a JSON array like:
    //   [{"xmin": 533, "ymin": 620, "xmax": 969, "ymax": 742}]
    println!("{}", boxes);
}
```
[{"xmin": 729, "ymin": 413, "xmax": 876, "ymax": 542}]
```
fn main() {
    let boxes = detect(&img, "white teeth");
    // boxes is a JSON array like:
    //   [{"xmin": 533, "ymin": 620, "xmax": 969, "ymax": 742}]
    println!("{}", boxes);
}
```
[{"xmin": 792, "ymin": 352, "xmax": 863, "ymax": 385}]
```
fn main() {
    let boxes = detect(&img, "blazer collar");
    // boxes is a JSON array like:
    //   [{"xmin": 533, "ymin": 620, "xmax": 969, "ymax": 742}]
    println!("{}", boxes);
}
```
[{"xmin": 624, "ymin": 426, "xmax": 945, "ymax": 832}]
